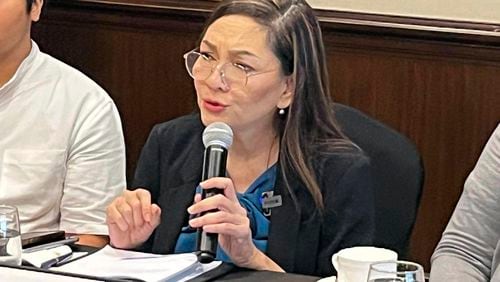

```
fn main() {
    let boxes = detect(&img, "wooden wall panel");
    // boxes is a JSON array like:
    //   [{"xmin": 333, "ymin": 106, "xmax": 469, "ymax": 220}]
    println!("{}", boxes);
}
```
[
  {"xmin": 32, "ymin": 0, "xmax": 500, "ymax": 271},
  {"xmin": 326, "ymin": 43, "xmax": 500, "ymax": 266}
]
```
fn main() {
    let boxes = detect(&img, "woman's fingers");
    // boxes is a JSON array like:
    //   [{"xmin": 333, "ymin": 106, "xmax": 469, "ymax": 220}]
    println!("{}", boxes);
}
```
[
  {"xmin": 202, "ymin": 222, "xmax": 249, "ymax": 238},
  {"xmin": 125, "ymin": 195, "xmax": 144, "ymax": 227},
  {"xmin": 114, "ymin": 196, "xmax": 134, "ymax": 227},
  {"xmin": 189, "ymin": 210, "xmax": 249, "ymax": 237},
  {"xmin": 106, "ymin": 189, "xmax": 161, "ymax": 249},
  {"xmin": 194, "ymin": 193, "xmax": 202, "ymax": 203},
  {"xmin": 188, "ymin": 193, "xmax": 244, "ymax": 215},
  {"xmin": 121, "ymin": 188, "xmax": 155, "ymax": 226},
  {"xmin": 188, "ymin": 178, "xmax": 253, "ymax": 253},
  {"xmin": 150, "ymin": 203, "xmax": 162, "ymax": 228},
  {"xmin": 106, "ymin": 199, "xmax": 129, "ymax": 231},
  {"xmin": 107, "ymin": 189, "xmax": 156, "ymax": 231},
  {"xmin": 188, "ymin": 180, "xmax": 257, "ymax": 266},
  {"xmin": 189, "ymin": 209, "xmax": 246, "ymax": 226},
  {"xmin": 199, "ymin": 177, "xmax": 238, "ymax": 202},
  {"xmin": 136, "ymin": 189, "xmax": 153, "ymax": 222}
]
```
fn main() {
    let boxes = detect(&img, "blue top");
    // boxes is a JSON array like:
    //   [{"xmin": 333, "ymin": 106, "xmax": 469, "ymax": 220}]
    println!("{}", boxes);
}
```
[{"xmin": 174, "ymin": 165, "xmax": 277, "ymax": 262}]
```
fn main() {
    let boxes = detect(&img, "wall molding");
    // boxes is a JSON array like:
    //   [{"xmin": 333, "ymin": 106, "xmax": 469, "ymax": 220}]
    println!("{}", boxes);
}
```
[{"xmin": 46, "ymin": 0, "xmax": 500, "ymax": 45}]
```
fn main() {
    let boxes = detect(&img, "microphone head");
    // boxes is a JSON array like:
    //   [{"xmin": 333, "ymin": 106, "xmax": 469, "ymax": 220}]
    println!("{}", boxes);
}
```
[{"xmin": 202, "ymin": 122, "xmax": 233, "ymax": 149}]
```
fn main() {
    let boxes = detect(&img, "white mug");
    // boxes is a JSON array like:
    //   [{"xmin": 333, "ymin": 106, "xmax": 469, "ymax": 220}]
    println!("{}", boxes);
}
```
[{"xmin": 332, "ymin": 246, "xmax": 398, "ymax": 282}]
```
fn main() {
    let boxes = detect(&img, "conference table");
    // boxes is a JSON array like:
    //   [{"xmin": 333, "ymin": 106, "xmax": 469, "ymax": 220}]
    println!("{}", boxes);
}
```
[
  {"xmin": 192, "ymin": 264, "xmax": 321, "ymax": 281},
  {"xmin": 1, "ymin": 263, "xmax": 322, "ymax": 281}
]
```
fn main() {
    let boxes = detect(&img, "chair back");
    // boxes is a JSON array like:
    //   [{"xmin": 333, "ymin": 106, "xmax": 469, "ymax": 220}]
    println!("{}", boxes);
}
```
[{"xmin": 334, "ymin": 103, "xmax": 424, "ymax": 259}]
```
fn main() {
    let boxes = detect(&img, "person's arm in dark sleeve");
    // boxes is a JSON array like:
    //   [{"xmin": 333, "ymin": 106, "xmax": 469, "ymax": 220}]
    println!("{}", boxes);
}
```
[{"xmin": 317, "ymin": 154, "xmax": 376, "ymax": 277}]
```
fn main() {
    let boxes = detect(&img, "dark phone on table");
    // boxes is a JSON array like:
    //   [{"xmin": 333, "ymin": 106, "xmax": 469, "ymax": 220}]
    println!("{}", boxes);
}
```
[{"xmin": 21, "ymin": 230, "xmax": 66, "ymax": 248}]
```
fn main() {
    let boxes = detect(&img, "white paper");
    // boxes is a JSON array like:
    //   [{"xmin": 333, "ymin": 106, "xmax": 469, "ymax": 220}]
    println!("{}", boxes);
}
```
[
  {"xmin": 0, "ymin": 265, "xmax": 99, "ymax": 282},
  {"xmin": 175, "ymin": 260, "xmax": 222, "ymax": 282},
  {"xmin": 52, "ymin": 245, "xmax": 221, "ymax": 282},
  {"xmin": 22, "ymin": 245, "xmax": 73, "ymax": 268}
]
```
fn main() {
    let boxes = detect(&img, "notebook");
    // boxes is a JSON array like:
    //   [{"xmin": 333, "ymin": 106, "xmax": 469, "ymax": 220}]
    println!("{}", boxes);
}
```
[{"xmin": 51, "ymin": 245, "xmax": 221, "ymax": 282}]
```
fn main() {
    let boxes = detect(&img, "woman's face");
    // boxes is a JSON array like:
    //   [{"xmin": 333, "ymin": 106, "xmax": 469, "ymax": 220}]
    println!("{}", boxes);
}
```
[{"xmin": 195, "ymin": 15, "xmax": 293, "ymax": 135}]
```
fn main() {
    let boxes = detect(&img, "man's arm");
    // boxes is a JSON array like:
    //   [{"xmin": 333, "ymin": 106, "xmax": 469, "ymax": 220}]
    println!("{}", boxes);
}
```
[
  {"xmin": 68, "ymin": 234, "xmax": 109, "ymax": 248},
  {"xmin": 431, "ymin": 124, "xmax": 500, "ymax": 281},
  {"xmin": 60, "ymin": 93, "xmax": 126, "ymax": 242}
]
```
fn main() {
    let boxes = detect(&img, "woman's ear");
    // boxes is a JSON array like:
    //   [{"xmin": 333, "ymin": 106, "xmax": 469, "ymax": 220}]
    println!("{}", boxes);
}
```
[
  {"xmin": 30, "ymin": 0, "xmax": 44, "ymax": 22},
  {"xmin": 278, "ymin": 75, "xmax": 295, "ymax": 109}
]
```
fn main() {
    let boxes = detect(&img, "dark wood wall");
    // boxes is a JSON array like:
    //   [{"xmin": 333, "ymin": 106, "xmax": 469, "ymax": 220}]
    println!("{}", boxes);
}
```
[{"xmin": 32, "ymin": 0, "xmax": 500, "ymax": 270}]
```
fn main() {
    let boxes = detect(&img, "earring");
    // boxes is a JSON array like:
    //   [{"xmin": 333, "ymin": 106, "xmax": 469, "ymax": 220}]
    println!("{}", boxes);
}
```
[{"xmin": 278, "ymin": 108, "xmax": 285, "ymax": 115}]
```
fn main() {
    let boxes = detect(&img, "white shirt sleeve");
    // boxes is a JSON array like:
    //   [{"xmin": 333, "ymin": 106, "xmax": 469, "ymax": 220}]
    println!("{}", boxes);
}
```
[{"xmin": 59, "ymin": 94, "xmax": 126, "ymax": 235}]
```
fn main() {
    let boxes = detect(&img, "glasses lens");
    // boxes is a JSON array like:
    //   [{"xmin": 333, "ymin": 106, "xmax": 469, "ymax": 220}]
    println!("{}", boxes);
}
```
[
  {"xmin": 184, "ymin": 51, "xmax": 249, "ymax": 87},
  {"xmin": 222, "ymin": 64, "xmax": 248, "ymax": 87},
  {"xmin": 185, "ymin": 52, "xmax": 211, "ymax": 81}
]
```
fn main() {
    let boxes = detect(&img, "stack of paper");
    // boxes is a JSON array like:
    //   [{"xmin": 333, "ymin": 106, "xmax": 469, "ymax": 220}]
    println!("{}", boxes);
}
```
[
  {"xmin": 51, "ymin": 245, "xmax": 221, "ymax": 282},
  {"xmin": 23, "ymin": 245, "xmax": 73, "ymax": 268},
  {"xmin": 0, "ymin": 265, "xmax": 101, "ymax": 282}
]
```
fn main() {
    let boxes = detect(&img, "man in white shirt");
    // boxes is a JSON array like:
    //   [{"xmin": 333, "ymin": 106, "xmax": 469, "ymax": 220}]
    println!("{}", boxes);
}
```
[{"xmin": 0, "ymin": 0, "xmax": 126, "ymax": 246}]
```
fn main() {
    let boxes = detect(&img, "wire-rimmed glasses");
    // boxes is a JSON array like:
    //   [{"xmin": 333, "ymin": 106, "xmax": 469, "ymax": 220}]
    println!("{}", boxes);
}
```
[{"xmin": 183, "ymin": 49, "xmax": 276, "ymax": 88}]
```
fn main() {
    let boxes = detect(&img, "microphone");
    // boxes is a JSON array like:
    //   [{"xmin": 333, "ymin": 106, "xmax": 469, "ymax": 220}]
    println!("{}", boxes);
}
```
[{"xmin": 196, "ymin": 122, "xmax": 233, "ymax": 263}]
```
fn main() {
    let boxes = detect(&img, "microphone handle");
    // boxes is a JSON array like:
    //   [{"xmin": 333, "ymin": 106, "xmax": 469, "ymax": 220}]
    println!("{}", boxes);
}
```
[{"xmin": 197, "ymin": 145, "xmax": 227, "ymax": 263}]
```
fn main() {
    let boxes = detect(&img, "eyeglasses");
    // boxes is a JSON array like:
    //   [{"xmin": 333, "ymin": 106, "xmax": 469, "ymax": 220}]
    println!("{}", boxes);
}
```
[{"xmin": 183, "ymin": 50, "xmax": 277, "ymax": 88}]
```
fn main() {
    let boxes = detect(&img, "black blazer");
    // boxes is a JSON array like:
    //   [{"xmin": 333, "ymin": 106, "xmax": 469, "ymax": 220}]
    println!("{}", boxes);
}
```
[{"xmin": 132, "ymin": 114, "xmax": 375, "ymax": 277}]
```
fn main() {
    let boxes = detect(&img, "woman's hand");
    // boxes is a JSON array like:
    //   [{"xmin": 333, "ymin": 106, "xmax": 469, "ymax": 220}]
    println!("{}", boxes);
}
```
[
  {"xmin": 188, "ymin": 177, "xmax": 284, "ymax": 272},
  {"xmin": 106, "ymin": 189, "xmax": 161, "ymax": 249}
]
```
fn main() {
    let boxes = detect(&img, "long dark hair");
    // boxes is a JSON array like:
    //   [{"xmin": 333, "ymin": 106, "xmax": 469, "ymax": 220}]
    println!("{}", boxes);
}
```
[{"xmin": 200, "ymin": 0, "xmax": 357, "ymax": 211}]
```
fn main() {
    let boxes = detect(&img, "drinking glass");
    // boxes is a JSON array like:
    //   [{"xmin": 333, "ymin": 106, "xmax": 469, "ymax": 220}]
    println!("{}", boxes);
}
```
[
  {"xmin": 367, "ymin": 261, "xmax": 425, "ymax": 282},
  {"xmin": 0, "ymin": 205, "xmax": 22, "ymax": 266}
]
